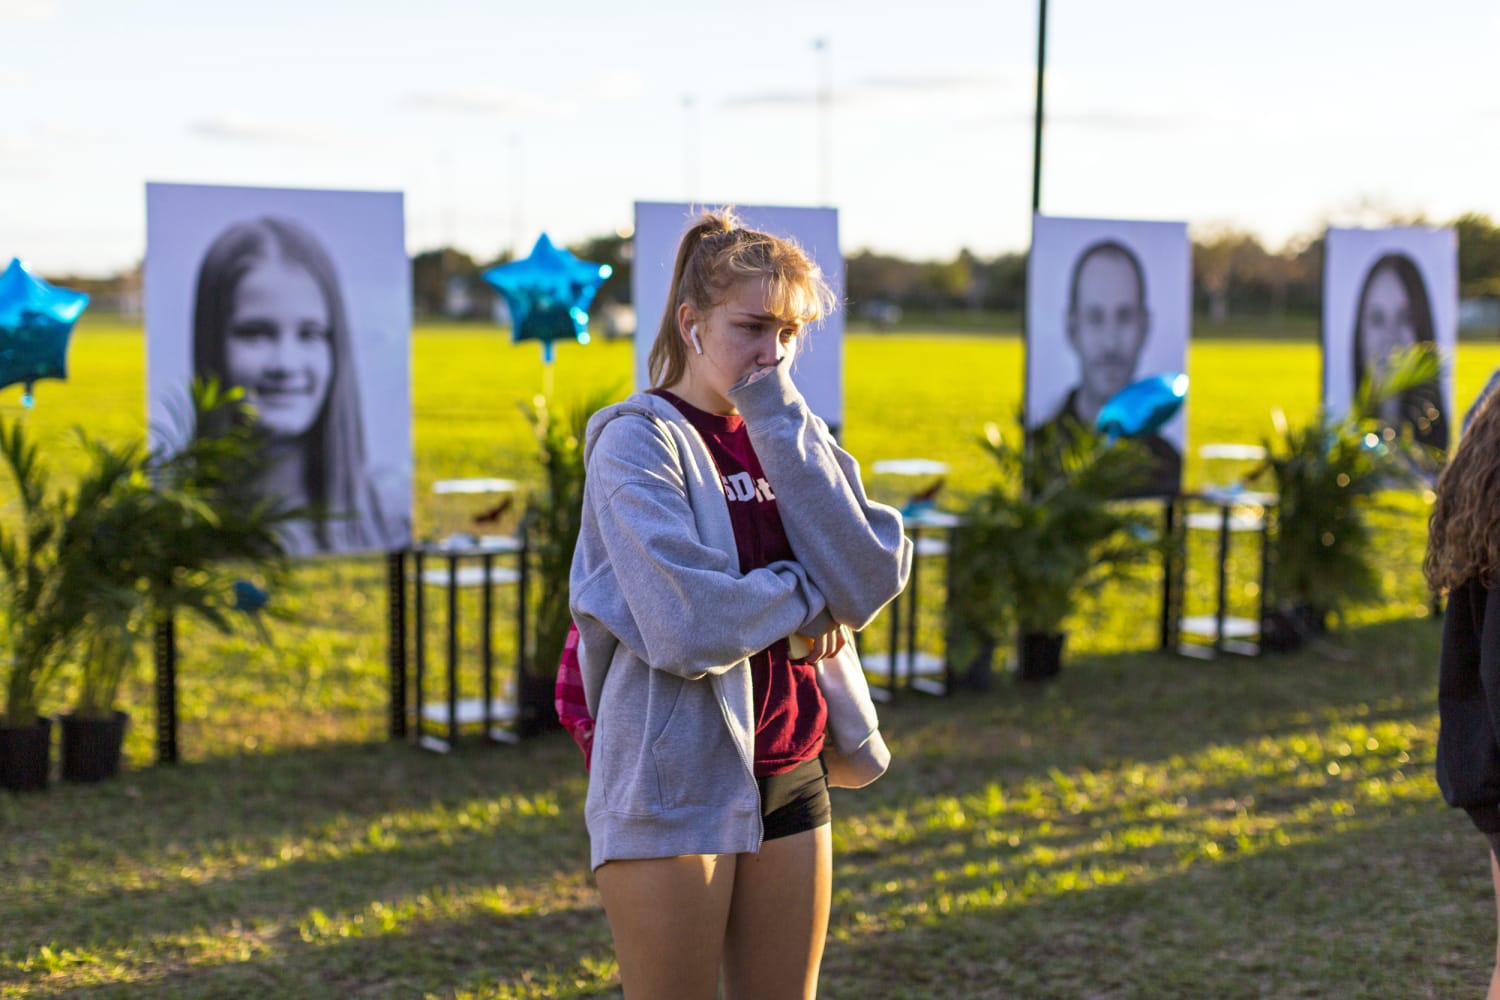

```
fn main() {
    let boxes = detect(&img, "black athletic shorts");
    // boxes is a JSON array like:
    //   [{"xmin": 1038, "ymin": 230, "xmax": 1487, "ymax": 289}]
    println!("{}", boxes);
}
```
[{"xmin": 758, "ymin": 755, "xmax": 831, "ymax": 841}]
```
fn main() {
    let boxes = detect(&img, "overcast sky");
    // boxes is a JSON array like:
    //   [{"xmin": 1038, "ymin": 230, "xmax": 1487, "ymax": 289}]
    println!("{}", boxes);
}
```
[{"xmin": 4, "ymin": 0, "xmax": 1498, "ymax": 275}]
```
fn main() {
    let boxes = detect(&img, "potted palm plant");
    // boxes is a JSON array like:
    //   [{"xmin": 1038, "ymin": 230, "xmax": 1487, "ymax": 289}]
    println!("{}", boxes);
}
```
[
  {"xmin": 47, "ymin": 431, "xmax": 150, "ymax": 784},
  {"xmin": 56, "ymin": 380, "xmax": 295, "ymax": 782},
  {"xmin": 1250, "ymin": 344, "xmax": 1442, "ymax": 642},
  {"xmin": 947, "ymin": 418, "xmax": 1162, "ymax": 683},
  {"xmin": 0, "ymin": 419, "xmax": 94, "ymax": 791},
  {"xmin": 517, "ymin": 387, "xmax": 617, "ymax": 738},
  {"xmin": 0, "ymin": 381, "xmax": 294, "ymax": 789}
]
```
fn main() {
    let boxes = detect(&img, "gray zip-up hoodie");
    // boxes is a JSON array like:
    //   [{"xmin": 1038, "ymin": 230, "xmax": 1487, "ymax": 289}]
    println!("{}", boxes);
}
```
[{"xmin": 569, "ymin": 359, "xmax": 912, "ymax": 869}]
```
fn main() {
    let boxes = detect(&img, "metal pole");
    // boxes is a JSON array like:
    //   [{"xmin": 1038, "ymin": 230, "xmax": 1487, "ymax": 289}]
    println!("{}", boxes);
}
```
[
  {"xmin": 388, "ymin": 551, "xmax": 407, "ymax": 740},
  {"xmin": 905, "ymin": 529, "xmax": 920, "ymax": 684},
  {"xmin": 153, "ymin": 617, "xmax": 177, "ymax": 764},
  {"xmin": 1215, "ymin": 503, "xmax": 1231, "ymax": 656},
  {"xmin": 683, "ymin": 95, "xmax": 698, "ymax": 201},
  {"xmin": 1031, "ymin": 0, "xmax": 1048, "ymax": 215},
  {"xmin": 510, "ymin": 133, "xmax": 524, "ymax": 258},
  {"xmin": 446, "ymin": 555, "xmax": 460, "ymax": 749},
  {"xmin": 814, "ymin": 37, "xmax": 831, "ymax": 206},
  {"xmin": 1021, "ymin": 0, "xmax": 1048, "ymax": 476},
  {"xmin": 414, "ymin": 551, "xmax": 427, "ymax": 746},
  {"xmin": 1159, "ymin": 500, "xmax": 1176, "ymax": 651},
  {"xmin": 482, "ymin": 552, "xmax": 494, "ymax": 738}
]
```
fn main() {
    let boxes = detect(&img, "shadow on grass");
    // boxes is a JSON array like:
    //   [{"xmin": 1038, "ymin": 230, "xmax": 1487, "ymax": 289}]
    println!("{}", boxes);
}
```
[
  {"xmin": 816, "ymin": 804, "xmax": 1486, "ymax": 1000},
  {"xmin": 0, "ymin": 732, "xmax": 597, "ymax": 962},
  {"xmin": 861, "ymin": 615, "xmax": 1440, "ymax": 804},
  {"xmin": 16, "ymin": 900, "xmax": 618, "ymax": 999},
  {"xmin": 18, "ymin": 773, "xmax": 1471, "ymax": 998},
  {"xmin": 0, "ymin": 613, "xmax": 1456, "ymax": 997}
]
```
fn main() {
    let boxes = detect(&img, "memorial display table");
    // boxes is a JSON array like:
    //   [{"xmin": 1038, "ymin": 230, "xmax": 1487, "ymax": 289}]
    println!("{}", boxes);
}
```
[
  {"xmin": 1171, "ymin": 487, "xmax": 1277, "ymax": 659},
  {"xmin": 863, "ymin": 459, "xmax": 955, "ymax": 700},
  {"xmin": 409, "ymin": 477, "xmax": 528, "ymax": 751}
]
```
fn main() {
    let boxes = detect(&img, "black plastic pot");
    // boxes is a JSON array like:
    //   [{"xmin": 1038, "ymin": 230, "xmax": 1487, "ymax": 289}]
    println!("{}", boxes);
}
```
[
  {"xmin": 60, "ymin": 710, "xmax": 128, "ymax": 783},
  {"xmin": 1016, "ymin": 632, "xmax": 1065, "ymax": 683},
  {"xmin": 0, "ymin": 717, "xmax": 52, "ymax": 792},
  {"xmin": 514, "ymin": 669, "xmax": 561, "ymax": 740},
  {"xmin": 1261, "ymin": 603, "xmax": 1330, "ymax": 653},
  {"xmin": 962, "ymin": 638, "xmax": 999, "ymax": 692}
]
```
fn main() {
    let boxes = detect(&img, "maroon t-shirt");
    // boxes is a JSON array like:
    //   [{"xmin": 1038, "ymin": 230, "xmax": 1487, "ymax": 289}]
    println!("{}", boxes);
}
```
[{"xmin": 654, "ymin": 390, "xmax": 828, "ymax": 776}]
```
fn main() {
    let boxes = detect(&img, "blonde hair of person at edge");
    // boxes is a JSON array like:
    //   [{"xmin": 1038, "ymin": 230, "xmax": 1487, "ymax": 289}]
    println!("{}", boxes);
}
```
[{"xmin": 568, "ymin": 208, "xmax": 912, "ymax": 999}]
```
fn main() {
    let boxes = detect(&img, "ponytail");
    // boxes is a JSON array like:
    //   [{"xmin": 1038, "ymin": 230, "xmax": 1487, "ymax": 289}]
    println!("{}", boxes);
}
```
[{"xmin": 647, "ymin": 212, "xmax": 737, "ymax": 387}]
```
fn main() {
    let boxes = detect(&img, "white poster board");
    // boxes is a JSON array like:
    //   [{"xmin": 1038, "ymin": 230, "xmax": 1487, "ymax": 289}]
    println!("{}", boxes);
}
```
[
  {"xmin": 145, "ymin": 182, "xmax": 413, "ymax": 557},
  {"xmin": 632, "ymin": 201, "xmax": 845, "ymax": 432},
  {"xmin": 1323, "ymin": 226, "xmax": 1456, "ymax": 451},
  {"xmin": 1026, "ymin": 215, "xmax": 1191, "ymax": 497}
]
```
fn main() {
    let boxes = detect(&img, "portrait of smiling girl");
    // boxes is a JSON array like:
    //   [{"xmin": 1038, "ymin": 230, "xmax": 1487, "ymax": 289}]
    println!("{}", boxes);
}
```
[{"xmin": 192, "ymin": 215, "xmax": 406, "ymax": 555}]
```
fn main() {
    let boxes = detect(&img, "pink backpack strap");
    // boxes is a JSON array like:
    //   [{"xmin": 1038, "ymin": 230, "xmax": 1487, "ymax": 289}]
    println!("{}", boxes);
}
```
[{"xmin": 554, "ymin": 620, "xmax": 594, "ymax": 768}]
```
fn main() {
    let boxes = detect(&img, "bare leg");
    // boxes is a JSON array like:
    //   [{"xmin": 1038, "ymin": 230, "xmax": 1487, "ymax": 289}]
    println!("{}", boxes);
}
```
[
  {"xmin": 1489, "ymin": 848, "xmax": 1500, "ymax": 1000},
  {"xmin": 722, "ymin": 825, "xmax": 833, "ymax": 1000},
  {"xmin": 595, "ymin": 854, "xmax": 737, "ymax": 1000}
]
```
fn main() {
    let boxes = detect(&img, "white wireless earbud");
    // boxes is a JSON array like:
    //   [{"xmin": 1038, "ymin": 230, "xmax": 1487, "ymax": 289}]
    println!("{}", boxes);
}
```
[{"xmin": 689, "ymin": 324, "xmax": 703, "ymax": 355}]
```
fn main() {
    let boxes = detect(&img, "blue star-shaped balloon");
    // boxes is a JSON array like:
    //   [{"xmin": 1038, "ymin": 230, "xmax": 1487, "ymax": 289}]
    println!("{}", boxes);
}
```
[
  {"xmin": 232, "ymin": 579, "xmax": 270, "ymax": 613},
  {"xmin": 482, "ymin": 234, "xmax": 612, "ymax": 363},
  {"xmin": 1096, "ymin": 372, "xmax": 1188, "ymax": 442},
  {"xmin": 0, "ymin": 258, "xmax": 89, "ymax": 406}
]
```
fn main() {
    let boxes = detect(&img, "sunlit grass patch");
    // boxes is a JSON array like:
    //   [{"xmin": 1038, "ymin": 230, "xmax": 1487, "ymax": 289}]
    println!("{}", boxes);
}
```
[
  {"xmin": 830, "ymin": 709, "xmax": 1434, "ymax": 932},
  {"xmin": 1, "ymin": 324, "xmax": 1495, "ymax": 997}
]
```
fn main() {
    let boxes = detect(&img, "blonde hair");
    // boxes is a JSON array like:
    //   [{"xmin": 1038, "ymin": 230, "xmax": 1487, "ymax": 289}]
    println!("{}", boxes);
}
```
[{"xmin": 647, "ymin": 208, "xmax": 839, "ymax": 388}]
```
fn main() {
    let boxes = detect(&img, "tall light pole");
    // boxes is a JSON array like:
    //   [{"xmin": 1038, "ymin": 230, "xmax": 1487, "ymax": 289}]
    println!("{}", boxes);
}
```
[
  {"xmin": 813, "ymin": 36, "xmax": 832, "ymax": 206},
  {"xmin": 440, "ymin": 149, "xmax": 456, "ymax": 249},
  {"xmin": 1023, "ymin": 0, "xmax": 1049, "ymax": 473},
  {"xmin": 682, "ymin": 94, "xmax": 698, "ymax": 202},
  {"xmin": 509, "ymin": 132, "xmax": 524, "ymax": 258},
  {"xmin": 1031, "ymin": 0, "xmax": 1048, "ymax": 215}
]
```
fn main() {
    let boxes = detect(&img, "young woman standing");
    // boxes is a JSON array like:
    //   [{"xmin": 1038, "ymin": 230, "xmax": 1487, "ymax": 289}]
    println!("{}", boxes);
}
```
[{"xmin": 570, "ymin": 210, "xmax": 911, "ymax": 998}]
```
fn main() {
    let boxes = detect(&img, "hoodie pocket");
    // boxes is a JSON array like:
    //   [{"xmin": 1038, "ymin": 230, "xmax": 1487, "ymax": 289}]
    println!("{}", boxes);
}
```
[{"xmin": 652, "ymin": 675, "xmax": 746, "ymax": 811}]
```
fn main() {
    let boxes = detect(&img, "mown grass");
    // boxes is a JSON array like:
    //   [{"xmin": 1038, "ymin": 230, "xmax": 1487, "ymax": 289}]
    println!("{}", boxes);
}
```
[{"xmin": 1, "ymin": 317, "xmax": 1498, "ymax": 997}]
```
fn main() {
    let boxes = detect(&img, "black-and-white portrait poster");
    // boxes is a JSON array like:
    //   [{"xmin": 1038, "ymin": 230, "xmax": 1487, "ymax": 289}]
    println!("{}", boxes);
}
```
[
  {"xmin": 1026, "ymin": 215, "xmax": 1191, "ymax": 498},
  {"xmin": 632, "ymin": 201, "xmax": 846, "ymax": 433},
  {"xmin": 1322, "ymin": 226, "xmax": 1456, "ymax": 452},
  {"xmin": 145, "ymin": 182, "xmax": 413, "ymax": 558}
]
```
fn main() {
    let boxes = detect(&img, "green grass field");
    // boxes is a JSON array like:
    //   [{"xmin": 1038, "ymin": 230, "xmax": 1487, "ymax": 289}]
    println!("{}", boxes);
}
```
[
  {"xmin": 2, "ymin": 317, "xmax": 1499, "ymax": 997},
  {"xmin": 853, "ymin": 308, "xmax": 1328, "ymax": 342}
]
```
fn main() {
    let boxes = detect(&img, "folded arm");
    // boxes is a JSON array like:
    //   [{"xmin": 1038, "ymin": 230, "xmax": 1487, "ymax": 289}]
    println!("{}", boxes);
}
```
[
  {"xmin": 570, "ymin": 414, "xmax": 833, "ymax": 678},
  {"xmin": 729, "ymin": 360, "xmax": 913, "ymax": 629}
]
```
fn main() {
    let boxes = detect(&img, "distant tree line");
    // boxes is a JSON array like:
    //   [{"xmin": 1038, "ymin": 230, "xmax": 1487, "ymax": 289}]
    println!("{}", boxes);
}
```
[
  {"xmin": 841, "ymin": 211, "xmax": 1500, "ymax": 322},
  {"xmin": 410, "ymin": 212, "xmax": 1500, "ymax": 325},
  {"xmin": 1190, "ymin": 211, "xmax": 1500, "ymax": 323},
  {"xmin": 43, "ymin": 212, "xmax": 1500, "ymax": 325}
]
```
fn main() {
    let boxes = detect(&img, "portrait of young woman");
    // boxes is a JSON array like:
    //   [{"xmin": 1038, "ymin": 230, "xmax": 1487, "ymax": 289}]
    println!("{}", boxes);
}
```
[
  {"xmin": 146, "ymin": 183, "xmax": 412, "ymax": 558},
  {"xmin": 190, "ymin": 215, "xmax": 409, "ymax": 555},
  {"xmin": 1323, "ymin": 227, "xmax": 1457, "ymax": 456},
  {"xmin": 1351, "ymin": 251, "xmax": 1449, "ymax": 452}
]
